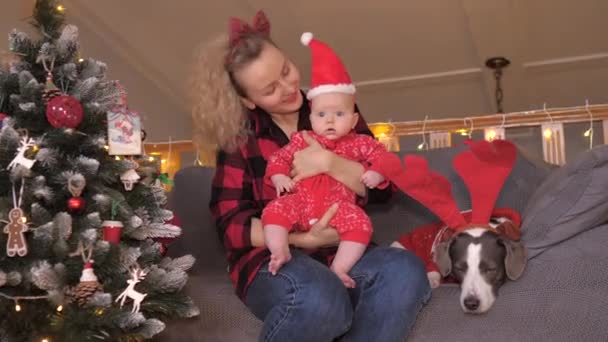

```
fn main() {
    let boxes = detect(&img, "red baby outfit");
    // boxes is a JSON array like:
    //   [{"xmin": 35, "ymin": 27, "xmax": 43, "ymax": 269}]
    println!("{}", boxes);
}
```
[
  {"xmin": 261, "ymin": 130, "xmax": 401, "ymax": 244},
  {"xmin": 378, "ymin": 139, "xmax": 523, "ymax": 281}
]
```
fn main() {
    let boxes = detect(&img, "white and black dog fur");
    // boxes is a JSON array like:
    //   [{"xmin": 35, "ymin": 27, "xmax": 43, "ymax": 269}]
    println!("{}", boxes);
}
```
[{"xmin": 393, "ymin": 219, "xmax": 527, "ymax": 314}]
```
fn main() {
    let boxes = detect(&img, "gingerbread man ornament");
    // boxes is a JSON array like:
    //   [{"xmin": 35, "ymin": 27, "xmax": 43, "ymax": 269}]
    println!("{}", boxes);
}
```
[{"xmin": 3, "ymin": 208, "xmax": 29, "ymax": 257}]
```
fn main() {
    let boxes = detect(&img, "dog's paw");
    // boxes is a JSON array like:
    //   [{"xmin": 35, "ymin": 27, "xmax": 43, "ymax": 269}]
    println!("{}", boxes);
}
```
[{"xmin": 427, "ymin": 271, "xmax": 442, "ymax": 288}]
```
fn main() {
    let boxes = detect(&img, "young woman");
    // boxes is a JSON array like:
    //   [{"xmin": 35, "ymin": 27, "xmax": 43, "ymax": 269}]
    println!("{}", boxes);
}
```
[{"xmin": 191, "ymin": 10, "xmax": 430, "ymax": 342}]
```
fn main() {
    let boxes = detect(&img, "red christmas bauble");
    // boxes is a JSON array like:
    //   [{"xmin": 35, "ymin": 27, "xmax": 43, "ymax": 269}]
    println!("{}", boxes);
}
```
[
  {"xmin": 67, "ymin": 196, "xmax": 85, "ymax": 213},
  {"xmin": 46, "ymin": 95, "xmax": 84, "ymax": 128}
]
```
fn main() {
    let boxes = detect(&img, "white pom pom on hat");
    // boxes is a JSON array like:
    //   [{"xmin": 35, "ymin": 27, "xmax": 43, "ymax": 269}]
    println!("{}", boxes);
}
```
[{"xmin": 300, "ymin": 32, "xmax": 314, "ymax": 46}]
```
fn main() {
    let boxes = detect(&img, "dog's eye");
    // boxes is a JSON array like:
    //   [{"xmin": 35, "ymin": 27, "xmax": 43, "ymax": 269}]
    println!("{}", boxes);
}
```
[
  {"xmin": 483, "ymin": 267, "xmax": 497, "ymax": 274},
  {"xmin": 453, "ymin": 264, "xmax": 467, "ymax": 273}
]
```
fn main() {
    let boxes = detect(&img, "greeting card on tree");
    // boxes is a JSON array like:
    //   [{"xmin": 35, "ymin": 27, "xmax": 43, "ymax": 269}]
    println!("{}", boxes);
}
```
[{"xmin": 107, "ymin": 109, "xmax": 142, "ymax": 155}]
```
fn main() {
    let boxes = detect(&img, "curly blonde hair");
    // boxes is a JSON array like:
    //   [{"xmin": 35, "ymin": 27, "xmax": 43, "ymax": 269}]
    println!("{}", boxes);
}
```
[{"xmin": 190, "ymin": 32, "xmax": 274, "ymax": 153}]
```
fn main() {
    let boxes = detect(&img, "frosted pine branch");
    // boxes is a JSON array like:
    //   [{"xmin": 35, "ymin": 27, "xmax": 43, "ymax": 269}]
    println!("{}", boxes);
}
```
[
  {"xmin": 143, "ymin": 266, "xmax": 188, "ymax": 293},
  {"xmin": 160, "ymin": 255, "xmax": 196, "ymax": 272},
  {"xmin": 56, "ymin": 24, "xmax": 79, "ymax": 59},
  {"xmin": 128, "ymin": 222, "xmax": 181, "ymax": 240},
  {"xmin": 118, "ymin": 247, "xmax": 141, "ymax": 272},
  {"xmin": 31, "ymin": 261, "xmax": 66, "ymax": 291},
  {"xmin": 137, "ymin": 319, "xmax": 165, "ymax": 339},
  {"xmin": 74, "ymin": 156, "xmax": 100, "ymax": 176},
  {"xmin": 53, "ymin": 212, "xmax": 72, "ymax": 241},
  {"xmin": 85, "ymin": 292, "xmax": 112, "ymax": 309},
  {"xmin": 117, "ymin": 312, "xmax": 146, "ymax": 330},
  {"xmin": 35, "ymin": 147, "xmax": 61, "ymax": 168}
]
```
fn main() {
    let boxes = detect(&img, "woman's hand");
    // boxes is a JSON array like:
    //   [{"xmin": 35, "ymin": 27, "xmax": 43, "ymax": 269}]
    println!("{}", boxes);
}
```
[
  {"xmin": 291, "ymin": 203, "xmax": 340, "ymax": 249},
  {"xmin": 291, "ymin": 131, "xmax": 333, "ymax": 182}
]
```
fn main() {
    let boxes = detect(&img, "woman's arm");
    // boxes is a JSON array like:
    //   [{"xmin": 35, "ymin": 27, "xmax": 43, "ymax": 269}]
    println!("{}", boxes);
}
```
[{"xmin": 291, "ymin": 132, "xmax": 367, "ymax": 196}]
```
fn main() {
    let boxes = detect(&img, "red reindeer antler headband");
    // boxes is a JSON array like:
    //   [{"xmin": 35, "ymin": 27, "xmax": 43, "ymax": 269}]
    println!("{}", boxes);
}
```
[{"xmin": 384, "ymin": 139, "xmax": 520, "ymax": 240}]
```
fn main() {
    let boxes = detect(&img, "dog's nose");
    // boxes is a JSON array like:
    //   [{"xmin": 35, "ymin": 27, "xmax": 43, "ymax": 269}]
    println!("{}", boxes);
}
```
[{"xmin": 464, "ymin": 296, "xmax": 480, "ymax": 311}]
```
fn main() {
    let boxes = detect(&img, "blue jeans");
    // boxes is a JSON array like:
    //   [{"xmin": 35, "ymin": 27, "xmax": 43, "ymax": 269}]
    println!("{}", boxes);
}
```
[{"xmin": 245, "ymin": 246, "xmax": 431, "ymax": 342}]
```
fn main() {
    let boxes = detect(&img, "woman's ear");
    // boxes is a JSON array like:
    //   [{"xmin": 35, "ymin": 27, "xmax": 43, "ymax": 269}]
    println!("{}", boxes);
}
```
[{"xmin": 240, "ymin": 97, "xmax": 256, "ymax": 110}]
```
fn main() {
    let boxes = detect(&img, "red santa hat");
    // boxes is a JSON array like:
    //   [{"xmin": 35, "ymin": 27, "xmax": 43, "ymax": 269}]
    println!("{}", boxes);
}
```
[{"xmin": 300, "ymin": 32, "xmax": 356, "ymax": 100}]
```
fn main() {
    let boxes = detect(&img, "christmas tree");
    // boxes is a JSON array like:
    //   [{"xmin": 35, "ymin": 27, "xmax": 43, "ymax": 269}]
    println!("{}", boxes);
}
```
[{"xmin": 0, "ymin": 1, "xmax": 199, "ymax": 340}]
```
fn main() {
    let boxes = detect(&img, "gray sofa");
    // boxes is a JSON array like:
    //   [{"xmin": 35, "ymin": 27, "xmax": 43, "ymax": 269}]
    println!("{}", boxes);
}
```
[{"xmin": 154, "ymin": 144, "xmax": 608, "ymax": 342}]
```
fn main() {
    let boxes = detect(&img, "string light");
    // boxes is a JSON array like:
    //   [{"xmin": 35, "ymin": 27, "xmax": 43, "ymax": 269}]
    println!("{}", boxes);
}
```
[
  {"xmin": 78, "ymin": 58, "xmax": 84, "ymax": 63},
  {"xmin": 20, "ymin": 216, "xmax": 27, "ymax": 224},
  {"xmin": 41, "ymin": 339, "xmax": 50, "ymax": 342},
  {"xmin": 56, "ymin": 305, "xmax": 63, "ymax": 312},
  {"xmin": 56, "ymin": 5, "xmax": 65, "ymax": 13},
  {"xmin": 148, "ymin": 156, "xmax": 155, "ymax": 162},
  {"xmin": 583, "ymin": 128, "xmax": 592, "ymax": 137},
  {"xmin": 32, "ymin": 145, "xmax": 40, "ymax": 152},
  {"xmin": 95, "ymin": 308, "xmax": 105, "ymax": 316},
  {"xmin": 486, "ymin": 129, "xmax": 497, "ymax": 141},
  {"xmin": 15, "ymin": 302, "xmax": 21, "ymax": 312},
  {"xmin": 543, "ymin": 128, "xmax": 553, "ymax": 139},
  {"xmin": 103, "ymin": 145, "xmax": 109, "ymax": 151},
  {"xmin": 417, "ymin": 116, "xmax": 428, "ymax": 150},
  {"xmin": 114, "ymin": 156, "xmax": 121, "ymax": 161}
]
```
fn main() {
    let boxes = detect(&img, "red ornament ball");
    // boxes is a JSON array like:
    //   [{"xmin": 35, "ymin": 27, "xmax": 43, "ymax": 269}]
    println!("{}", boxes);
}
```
[
  {"xmin": 67, "ymin": 196, "xmax": 85, "ymax": 213},
  {"xmin": 46, "ymin": 95, "xmax": 84, "ymax": 128}
]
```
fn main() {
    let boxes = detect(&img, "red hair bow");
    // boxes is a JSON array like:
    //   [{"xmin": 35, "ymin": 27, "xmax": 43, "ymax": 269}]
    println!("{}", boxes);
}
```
[{"xmin": 228, "ymin": 10, "xmax": 271, "ymax": 48}]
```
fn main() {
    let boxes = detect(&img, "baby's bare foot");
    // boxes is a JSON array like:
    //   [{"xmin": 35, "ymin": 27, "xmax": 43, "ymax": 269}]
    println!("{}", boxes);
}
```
[{"xmin": 427, "ymin": 271, "xmax": 441, "ymax": 288}]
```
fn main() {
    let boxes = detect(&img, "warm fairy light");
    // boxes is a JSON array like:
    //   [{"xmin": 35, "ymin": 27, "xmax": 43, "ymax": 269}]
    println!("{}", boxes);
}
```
[
  {"xmin": 114, "ymin": 156, "xmax": 121, "ymax": 161},
  {"xmin": 15, "ymin": 303, "xmax": 21, "ymax": 312},
  {"xmin": 21, "ymin": 216, "xmax": 27, "ymax": 224},
  {"xmin": 41, "ymin": 339, "xmax": 50, "ymax": 342},
  {"xmin": 584, "ymin": 128, "xmax": 592, "ymax": 137},
  {"xmin": 103, "ymin": 145, "xmax": 109, "ymax": 151},
  {"xmin": 161, "ymin": 159, "xmax": 166, "ymax": 164},
  {"xmin": 417, "ymin": 143, "xmax": 425, "ymax": 150},
  {"xmin": 78, "ymin": 58, "xmax": 84, "ymax": 63},
  {"xmin": 455, "ymin": 129, "xmax": 468, "ymax": 136},
  {"xmin": 33, "ymin": 145, "xmax": 40, "ymax": 152},
  {"xmin": 56, "ymin": 5, "xmax": 65, "ymax": 12},
  {"xmin": 148, "ymin": 156, "xmax": 155, "ymax": 162},
  {"xmin": 95, "ymin": 308, "xmax": 104, "ymax": 316},
  {"xmin": 376, "ymin": 132, "xmax": 387, "ymax": 139},
  {"xmin": 486, "ymin": 129, "xmax": 497, "ymax": 141},
  {"xmin": 56, "ymin": 305, "xmax": 63, "ymax": 312},
  {"xmin": 543, "ymin": 128, "xmax": 553, "ymax": 139}
]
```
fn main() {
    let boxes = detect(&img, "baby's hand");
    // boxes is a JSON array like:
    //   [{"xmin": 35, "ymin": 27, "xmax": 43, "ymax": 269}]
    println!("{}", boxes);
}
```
[
  {"xmin": 361, "ymin": 170, "xmax": 385, "ymax": 189},
  {"xmin": 271, "ymin": 174, "xmax": 295, "ymax": 197},
  {"xmin": 427, "ymin": 271, "xmax": 442, "ymax": 289}
]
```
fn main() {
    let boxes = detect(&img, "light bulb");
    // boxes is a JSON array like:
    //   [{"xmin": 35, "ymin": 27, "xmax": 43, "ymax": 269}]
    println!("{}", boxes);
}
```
[
  {"xmin": 78, "ymin": 58, "xmax": 84, "ymax": 63},
  {"xmin": 417, "ymin": 143, "xmax": 424, "ymax": 150},
  {"xmin": 15, "ymin": 303, "xmax": 21, "ymax": 312},
  {"xmin": 584, "ymin": 128, "xmax": 592, "ymax": 137},
  {"xmin": 148, "ymin": 156, "xmax": 155, "ymax": 162},
  {"xmin": 56, "ymin": 5, "xmax": 65, "ymax": 12},
  {"xmin": 42, "ymin": 339, "xmax": 50, "ymax": 342},
  {"xmin": 460, "ymin": 130, "xmax": 468, "ymax": 136},
  {"xmin": 56, "ymin": 305, "xmax": 63, "ymax": 312},
  {"xmin": 114, "ymin": 156, "xmax": 121, "ymax": 161},
  {"xmin": 103, "ymin": 145, "xmax": 109, "ymax": 151},
  {"xmin": 543, "ymin": 128, "xmax": 553, "ymax": 139},
  {"xmin": 486, "ymin": 129, "xmax": 497, "ymax": 141},
  {"xmin": 20, "ymin": 217, "xmax": 27, "ymax": 224},
  {"xmin": 161, "ymin": 159, "xmax": 167, "ymax": 164}
]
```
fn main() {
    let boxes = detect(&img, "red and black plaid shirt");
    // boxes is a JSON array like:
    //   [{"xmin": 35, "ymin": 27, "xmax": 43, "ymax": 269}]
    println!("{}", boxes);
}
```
[{"xmin": 210, "ymin": 95, "xmax": 393, "ymax": 300}]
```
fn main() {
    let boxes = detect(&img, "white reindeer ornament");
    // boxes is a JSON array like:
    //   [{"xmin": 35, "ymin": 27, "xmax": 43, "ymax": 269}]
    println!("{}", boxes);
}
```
[
  {"xmin": 7, "ymin": 135, "xmax": 37, "ymax": 170},
  {"xmin": 115, "ymin": 265, "xmax": 149, "ymax": 313}
]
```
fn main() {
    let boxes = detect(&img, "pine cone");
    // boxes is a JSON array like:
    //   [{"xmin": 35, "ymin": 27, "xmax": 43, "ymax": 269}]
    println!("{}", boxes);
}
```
[
  {"xmin": 42, "ymin": 88, "xmax": 62, "ymax": 103},
  {"xmin": 72, "ymin": 280, "xmax": 103, "ymax": 306}
]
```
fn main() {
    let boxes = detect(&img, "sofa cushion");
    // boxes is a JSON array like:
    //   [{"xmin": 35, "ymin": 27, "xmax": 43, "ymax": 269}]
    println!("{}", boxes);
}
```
[
  {"xmin": 521, "ymin": 144, "xmax": 608, "ymax": 258},
  {"xmin": 367, "ymin": 142, "xmax": 552, "ymax": 245}
]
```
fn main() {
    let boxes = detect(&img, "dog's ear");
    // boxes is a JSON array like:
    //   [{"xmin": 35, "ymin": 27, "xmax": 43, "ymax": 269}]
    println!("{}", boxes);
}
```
[
  {"xmin": 498, "ymin": 236, "xmax": 528, "ymax": 280},
  {"xmin": 434, "ymin": 238, "xmax": 454, "ymax": 277}
]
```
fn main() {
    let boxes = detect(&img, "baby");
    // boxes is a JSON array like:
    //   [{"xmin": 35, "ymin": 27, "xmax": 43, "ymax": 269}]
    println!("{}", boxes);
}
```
[{"xmin": 261, "ymin": 33, "xmax": 401, "ymax": 287}]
